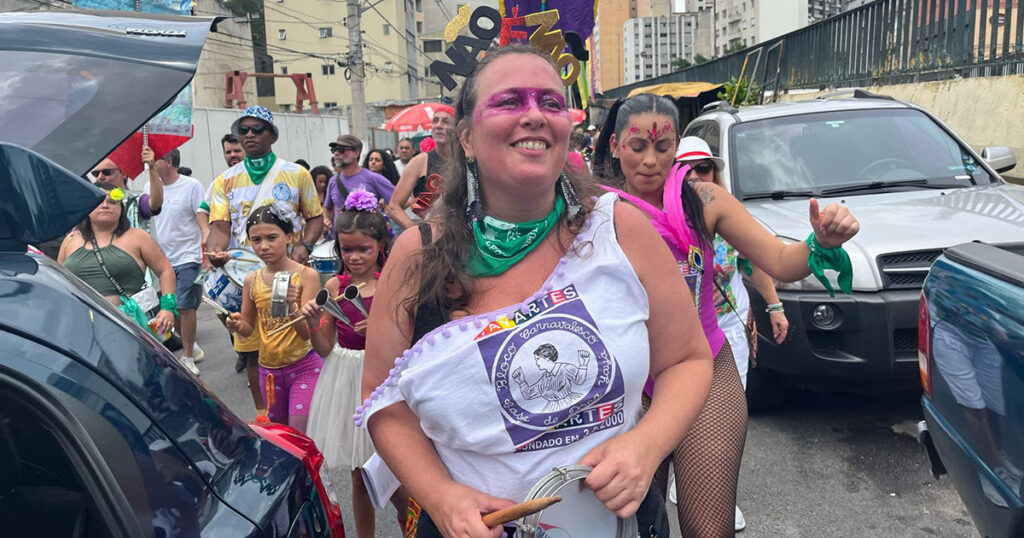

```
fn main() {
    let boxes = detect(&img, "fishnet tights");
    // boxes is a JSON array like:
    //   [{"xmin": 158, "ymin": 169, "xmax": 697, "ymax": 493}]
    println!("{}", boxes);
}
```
[{"xmin": 646, "ymin": 343, "xmax": 748, "ymax": 537}]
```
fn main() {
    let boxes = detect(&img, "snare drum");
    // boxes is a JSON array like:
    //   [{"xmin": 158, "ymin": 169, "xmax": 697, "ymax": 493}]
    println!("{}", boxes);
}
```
[
  {"xmin": 517, "ymin": 466, "xmax": 638, "ymax": 538},
  {"xmin": 203, "ymin": 249, "xmax": 264, "ymax": 313},
  {"xmin": 309, "ymin": 239, "xmax": 339, "ymax": 285}
]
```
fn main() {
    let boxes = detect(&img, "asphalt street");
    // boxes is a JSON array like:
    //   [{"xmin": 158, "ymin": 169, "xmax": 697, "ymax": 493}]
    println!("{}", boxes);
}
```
[{"xmin": 192, "ymin": 306, "xmax": 975, "ymax": 537}]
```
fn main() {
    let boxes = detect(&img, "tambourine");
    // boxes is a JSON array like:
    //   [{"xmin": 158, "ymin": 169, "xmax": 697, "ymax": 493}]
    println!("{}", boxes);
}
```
[
  {"xmin": 270, "ymin": 270, "xmax": 291, "ymax": 318},
  {"xmin": 516, "ymin": 465, "xmax": 638, "ymax": 538}
]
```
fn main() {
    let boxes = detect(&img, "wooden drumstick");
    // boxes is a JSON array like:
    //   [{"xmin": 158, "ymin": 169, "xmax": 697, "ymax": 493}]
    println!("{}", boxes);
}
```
[
  {"xmin": 481, "ymin": 496, "xmax": 562, "ymax": 528},
  {"xmin": 265, "ymin": 293, "xmax": 343, "ymax": 336}
]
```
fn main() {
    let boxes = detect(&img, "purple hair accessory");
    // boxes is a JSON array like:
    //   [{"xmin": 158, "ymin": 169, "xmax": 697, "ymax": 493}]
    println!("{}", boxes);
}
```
[{"xmin": 344, "ymin": 189, "xmax": 379, "ymax": 212}]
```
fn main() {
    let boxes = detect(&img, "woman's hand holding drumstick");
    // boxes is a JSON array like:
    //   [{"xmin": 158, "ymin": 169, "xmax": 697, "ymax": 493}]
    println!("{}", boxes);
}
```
[{"xmin": 480, "ymin": 496, "xmax": 561, "ymax": 527}]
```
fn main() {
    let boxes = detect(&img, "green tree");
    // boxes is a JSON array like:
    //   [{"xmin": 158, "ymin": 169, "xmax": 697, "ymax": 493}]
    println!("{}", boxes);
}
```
[
  {"xmin": 723, "ymin": 41, "xmax": 745, "ymax": 55},
  {"xmin": 694, "ymin": 54, "xmax": 710, "ymax": 65},
  {"xmin": 717, "ymin": 76, "xmax": 761, "ymax": 106},
  {"xmin": 671, "ymin": 57, "xmax": 692, "ymax": 70}
]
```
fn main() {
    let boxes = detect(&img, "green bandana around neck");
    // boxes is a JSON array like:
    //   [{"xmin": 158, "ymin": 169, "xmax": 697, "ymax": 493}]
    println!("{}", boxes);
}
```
[
  {"xmin": 467, "ymin": 193, "xmax": 565, "ymax": 277},
  {"xmin": 244, "ymin": 152, "xmax": 277, "ymax": 184}
]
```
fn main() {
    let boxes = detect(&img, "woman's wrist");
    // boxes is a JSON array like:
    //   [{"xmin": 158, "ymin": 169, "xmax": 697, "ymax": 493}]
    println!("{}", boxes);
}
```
[
  {"xmin": 766, "ymin": 302, "xmax": 784, "ymax": 313},
  {"xmin": 160, "ymin": 293, "xmax": 178, "ymax": 316}
]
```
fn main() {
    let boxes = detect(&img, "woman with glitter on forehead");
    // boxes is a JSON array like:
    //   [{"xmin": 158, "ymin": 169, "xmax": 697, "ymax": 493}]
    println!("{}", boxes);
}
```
[
  {"xmin": 357, "ymin": 45, "xmax": 715, "ymax": 538},
  {"xmin": 593, "ymin": 94, "xmax": 860, "ymax": 537}
]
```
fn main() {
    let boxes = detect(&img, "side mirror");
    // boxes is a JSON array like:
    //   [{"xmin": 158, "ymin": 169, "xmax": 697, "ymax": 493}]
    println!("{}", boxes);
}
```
[{"xmin": 981, "ymin": 146, "xmax": 1017, "ymax": 174}]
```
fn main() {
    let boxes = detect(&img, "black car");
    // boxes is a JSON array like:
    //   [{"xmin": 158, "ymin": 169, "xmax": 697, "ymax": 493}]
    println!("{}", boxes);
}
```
[{"xmin": 0, "ymin": 11, "xmax": 344, "ymax": 537}]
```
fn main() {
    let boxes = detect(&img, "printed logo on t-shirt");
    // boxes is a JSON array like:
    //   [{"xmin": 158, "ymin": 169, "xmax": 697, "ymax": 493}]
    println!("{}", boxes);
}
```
[
  {"xmin": 273, "ymin": 182, "xmax": 290, "ymax": 201},
  {"xmin": 477, "ymin": 284, "xmax": 626, "ymax": 452}
]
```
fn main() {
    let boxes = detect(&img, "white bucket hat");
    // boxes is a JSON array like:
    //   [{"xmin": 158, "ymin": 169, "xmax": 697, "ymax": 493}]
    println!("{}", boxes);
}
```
[{"xmin": 676, "ymin": 136, "xmax": 725, "ymax": 170}]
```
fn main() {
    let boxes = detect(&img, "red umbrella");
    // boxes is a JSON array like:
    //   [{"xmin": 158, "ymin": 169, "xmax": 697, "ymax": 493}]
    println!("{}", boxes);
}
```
[
  {"xmin": 568, "ymin": 108, "xmax": 587, "ymax": 126},
  {"xmin": 384, "ymin": 103, "xmax": 454, "ymax": 132},
  {"xmin": 108, "ymin": 130, "xmax": 192, "ymax": 179}
]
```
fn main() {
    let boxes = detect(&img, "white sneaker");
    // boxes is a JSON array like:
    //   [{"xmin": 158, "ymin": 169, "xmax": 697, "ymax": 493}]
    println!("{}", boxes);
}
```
[
  {"xmin": 735, "ymin": 505, "xmax": 746, "ymax": 532},
  {"xmin": 192, "ymin": 343, "xmax": 205, "ymax": 363},
  {"xmin": 180, "ymin": 356, "xmax": 201, "ymax": 376}
]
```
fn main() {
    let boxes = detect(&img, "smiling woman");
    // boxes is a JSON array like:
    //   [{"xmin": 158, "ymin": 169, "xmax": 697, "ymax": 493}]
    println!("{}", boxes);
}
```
[{"xmin": 357, "ymin": 45, "xmax": 715, "ymax": 538}]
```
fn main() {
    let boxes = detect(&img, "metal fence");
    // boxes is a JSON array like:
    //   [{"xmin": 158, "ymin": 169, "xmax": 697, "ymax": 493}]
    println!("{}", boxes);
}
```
[{"xmin": 603, "ymin": 0, "xmax": 1024, "ymax": 99}]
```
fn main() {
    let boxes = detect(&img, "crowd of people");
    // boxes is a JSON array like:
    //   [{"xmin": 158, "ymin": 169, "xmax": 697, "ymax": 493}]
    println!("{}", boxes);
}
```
[{"xmin": 53, "ymin": 45, "xmax": 862, "ymax": 538}]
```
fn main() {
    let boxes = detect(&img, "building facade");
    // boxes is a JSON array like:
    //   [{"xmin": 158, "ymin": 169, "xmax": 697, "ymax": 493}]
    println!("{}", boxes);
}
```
[
  {"xmin": 267, "ymin": 0, "xmax": 428, "ymax": 114},
  {"xmin": 692, "ymin": 0, "xmax": 843, "ymax": 59},
  {"xmin": 623, "ymin": 14, "xmax": 696, "ymax": 84}
]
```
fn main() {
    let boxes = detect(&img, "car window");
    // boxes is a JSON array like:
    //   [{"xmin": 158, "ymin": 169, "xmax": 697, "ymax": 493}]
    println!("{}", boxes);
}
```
[
  {"xmin": 730, "ymin": 108, "xmax": 994, "ymax": 196},
  {"xmin": 703, "ymin": 122, "xmax": 722, "ymax": 157},
  {"xmin": 0, "ymin": 329, "xmax": 219, "ymax": 537},
  {"xmin": 683, "ymin": 121, "xmax": 707, "ymax": 139}
]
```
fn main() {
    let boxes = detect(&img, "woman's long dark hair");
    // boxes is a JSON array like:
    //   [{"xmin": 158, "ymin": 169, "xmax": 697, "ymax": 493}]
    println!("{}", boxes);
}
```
[
  {"xmin": 362, "ymin": 149, "xmax": 401, "ymax": 185},
  {"xmin": 591, "ymin": 94, "xmax": 713, "ymax": 247},
  {"xmin": 77, "ymin": 181, "xmax": 131, "ymax": 242},
  {"xmin": 406, "ymin": 45, "xmax": 600, "ymax": 318},
  {"xmin": 333, "ymin": 207, "xmax": 392, "ymax": 274}
]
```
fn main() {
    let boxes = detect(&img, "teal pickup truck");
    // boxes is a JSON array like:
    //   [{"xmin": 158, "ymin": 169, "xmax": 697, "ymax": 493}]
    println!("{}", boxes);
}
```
[{"xmin": 917, "ymin": 242, "xmax": 1024, "ymax": 537}]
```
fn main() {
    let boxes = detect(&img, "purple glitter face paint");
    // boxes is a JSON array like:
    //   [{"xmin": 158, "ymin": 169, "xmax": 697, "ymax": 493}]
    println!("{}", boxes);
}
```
[{"xmin": 475, "ymin": 87, "xmax": 569, "ymax": 123}]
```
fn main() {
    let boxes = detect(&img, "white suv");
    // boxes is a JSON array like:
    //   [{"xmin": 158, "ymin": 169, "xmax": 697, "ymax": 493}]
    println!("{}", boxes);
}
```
[{"xmin": 684, "ymin": 90, "xmax": 1024, "ymax": 410}]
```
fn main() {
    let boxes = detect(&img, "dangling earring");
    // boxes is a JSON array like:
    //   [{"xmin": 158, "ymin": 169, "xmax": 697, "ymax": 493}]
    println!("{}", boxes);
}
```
[
  {"xmin": 559, "ymin": 172, "xmax": 582, "ymax": 221},
  {"xmin": 465, "ymin": 156, "xmax": 484, "ymax": 224}
]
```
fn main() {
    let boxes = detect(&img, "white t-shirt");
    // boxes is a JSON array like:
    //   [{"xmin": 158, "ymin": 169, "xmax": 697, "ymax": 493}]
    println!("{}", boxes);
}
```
[
  {"xmin": 151, "ymin": 175, "xmax": 204, "ymax": 266},
  {"xmin": 358, "ymin": 194, "xmax": 650, "ymax": 502}
]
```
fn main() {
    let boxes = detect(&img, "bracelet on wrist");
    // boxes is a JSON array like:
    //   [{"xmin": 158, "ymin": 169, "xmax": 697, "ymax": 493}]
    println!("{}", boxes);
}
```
[{"xmin": 766, "ymin": 303, "xmax": 785, "ymax": 313}]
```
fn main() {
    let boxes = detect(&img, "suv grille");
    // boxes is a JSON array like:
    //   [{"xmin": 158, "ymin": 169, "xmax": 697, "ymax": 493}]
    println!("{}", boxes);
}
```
[{"xmin": 877, "ymin": 249, "xmax": 943, "ymax": 289}]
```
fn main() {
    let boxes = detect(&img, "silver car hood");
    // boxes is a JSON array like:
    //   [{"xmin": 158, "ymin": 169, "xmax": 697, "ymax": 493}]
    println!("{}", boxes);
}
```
[{"xmin": 745, "ymin": 184, "xmax": 1024, "ymax": 289}]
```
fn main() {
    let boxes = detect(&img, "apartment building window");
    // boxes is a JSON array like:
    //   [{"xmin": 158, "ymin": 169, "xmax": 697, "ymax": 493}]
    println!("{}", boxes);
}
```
[
  {"xmin": 322, "ymin": 64, "xmax": 335, "ymax": 75},
  {"xmin": 319, "ymin": 27, "xmax": 332, "ymax": 38},
  {"xmin": 278, "ymin": 29, "xmax": 286, "ymax": 40},
  {"xmin": 324, "ymin": 101, "xmax": 338, "ymax": 108},
  {"xmin": 423, "ymin": 39, "xmax": 443, "ymax": 53},
  {"xmin": 282, "ymin": 104, "xmax": 292, "ymax": 112},
  {"xmin": 383, "ymin": 24, "xmax": 390, "ymax": 35},
  {"xmin": 415, "ymin": 0, "xmax": 421, "ymax": 11},
  {"xmin": 281, "ymin": 66, "xmax": 288, "ymax": 74},
  {"xmin": 417, "ymin": 21, "xmax": 423, "ymax": 32}
]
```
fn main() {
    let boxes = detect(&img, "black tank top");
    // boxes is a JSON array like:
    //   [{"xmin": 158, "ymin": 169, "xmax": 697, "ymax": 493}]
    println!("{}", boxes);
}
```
[{"xmin": 411, "ymin": 151, "xmax": 444, "ymax": 217}]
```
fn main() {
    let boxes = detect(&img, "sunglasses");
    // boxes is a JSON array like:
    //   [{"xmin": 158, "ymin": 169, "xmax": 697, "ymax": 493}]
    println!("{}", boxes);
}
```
[
  {"xmin": 331, "ymin": 145, "xmax": 358, "ymax": 153},
  {"xmin": 692, "ymin": 162, "xmax": 716, "ymax": 175},
  {"xmin": 90, "ymin": 168, "xmax": 119, "ymax": 178},
  {"xmin": 237, "ymin": 124, "xmax": 269, "ymax": 136}
]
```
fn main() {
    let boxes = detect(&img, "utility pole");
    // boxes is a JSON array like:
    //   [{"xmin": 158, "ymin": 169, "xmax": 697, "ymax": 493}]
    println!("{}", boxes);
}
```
[{"xmin": 346, "ymin": 0, "xmax": 367, "ymax": 141}]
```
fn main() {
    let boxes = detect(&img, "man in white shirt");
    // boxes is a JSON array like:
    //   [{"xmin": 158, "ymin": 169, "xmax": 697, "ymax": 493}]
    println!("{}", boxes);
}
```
[
  {"xmin": 394, "ymin": 138, "xmax": 416, "ymax": 176},
  {"xmin": 151, "ymin": 149, "xmax": 205, "ymax": 375}
]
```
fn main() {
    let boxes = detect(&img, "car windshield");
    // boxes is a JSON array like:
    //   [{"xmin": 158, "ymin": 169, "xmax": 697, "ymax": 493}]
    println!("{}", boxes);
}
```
[{"xmin": 730, "ymin": 108, "xmax": 994, "ymax": 198}]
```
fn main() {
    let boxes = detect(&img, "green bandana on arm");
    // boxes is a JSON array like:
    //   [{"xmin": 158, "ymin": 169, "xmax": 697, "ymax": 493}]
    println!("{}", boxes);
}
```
[
  {"xmin": 244, "ymin": 152, "xmax": 277, "ymax": 184},
  {"xmin": 805, "ymin": 232, "xmax": 853, "ymax": 297},
  {"xmin": 467, "ymin": 195, "xmax": 565, "ymax": 277}
]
